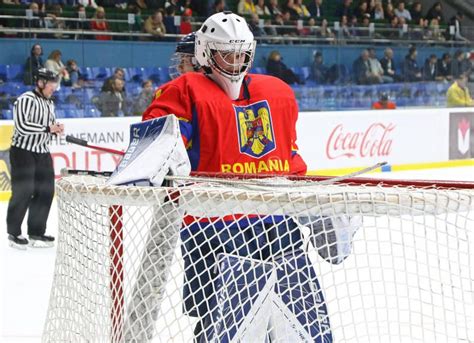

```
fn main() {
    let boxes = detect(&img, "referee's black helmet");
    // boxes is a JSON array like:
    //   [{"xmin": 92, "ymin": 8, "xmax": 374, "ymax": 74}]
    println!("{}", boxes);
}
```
[{"xmin": 34, "ymin": 68, "xmax": 59, "ymax": 83}]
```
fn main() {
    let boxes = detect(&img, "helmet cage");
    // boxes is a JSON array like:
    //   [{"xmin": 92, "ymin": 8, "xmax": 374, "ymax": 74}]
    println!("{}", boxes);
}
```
[{"xmin": 205, "ymin": 41, "xmax": 255, "ymax": 82}]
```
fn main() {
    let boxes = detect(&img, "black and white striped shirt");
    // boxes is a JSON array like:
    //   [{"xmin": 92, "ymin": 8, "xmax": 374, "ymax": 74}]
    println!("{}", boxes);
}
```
[{"xmin": 11, "ymin": 90, "xmax": 56, "ymax": 153}]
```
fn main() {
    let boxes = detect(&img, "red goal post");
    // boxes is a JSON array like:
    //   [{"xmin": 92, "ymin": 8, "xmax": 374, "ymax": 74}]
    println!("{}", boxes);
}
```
[{"xmin": 43, "ymin": 172, "xmax": 474, "ymax": 342}]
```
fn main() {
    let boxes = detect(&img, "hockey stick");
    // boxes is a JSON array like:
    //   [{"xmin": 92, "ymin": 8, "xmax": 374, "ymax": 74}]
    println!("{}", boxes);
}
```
[
  {"xmin": 61, "ymin": 162, "xmax": 386, "ymax": 188},
  {"xmin": 65, "ymin": 135, "xmax": 125, "ymax": 156},
  {"xmin": 163, "ymin": 161, "xmax": 388, "ymax": 187}
]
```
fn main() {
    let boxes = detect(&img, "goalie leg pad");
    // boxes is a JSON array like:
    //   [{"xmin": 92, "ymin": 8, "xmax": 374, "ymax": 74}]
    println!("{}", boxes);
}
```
[
  {"xmin": 200, "ymin": 251, "xmax": 333, "ymax": 343},
  {"xmin": 180, "ymin": 217, "xmax": 304, "ymax": 319}
]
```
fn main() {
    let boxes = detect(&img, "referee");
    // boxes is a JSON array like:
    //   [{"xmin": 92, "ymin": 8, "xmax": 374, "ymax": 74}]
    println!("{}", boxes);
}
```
[{"xmin": 6, "ymin": 68, "xmax": 64, "ymax": 249}]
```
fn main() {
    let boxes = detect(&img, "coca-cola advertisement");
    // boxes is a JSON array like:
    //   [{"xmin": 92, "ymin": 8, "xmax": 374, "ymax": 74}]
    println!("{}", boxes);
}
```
[
  {"xmin": 449, "ymin": 112, "xmax": 474, "ymax": 159},
  {"xmin": 325, "ymin": 122, "xmax": 395, "ymax": 160},
  {"xmin": 296, "ymin": 109, "xmax": 448, "ymax": 171}
]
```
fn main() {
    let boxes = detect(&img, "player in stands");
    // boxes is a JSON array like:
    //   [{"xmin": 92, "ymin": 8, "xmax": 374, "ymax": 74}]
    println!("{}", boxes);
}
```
[
  {"xmin": 143, "ymin": 11, "xmax": 359, "ymax": 342},
  {"xmin": 169, "ymin": 32, "xmax": 201, "ymax": 80}
]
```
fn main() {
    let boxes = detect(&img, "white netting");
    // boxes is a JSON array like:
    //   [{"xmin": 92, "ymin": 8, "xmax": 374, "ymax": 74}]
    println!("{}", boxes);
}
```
[{"xmin": 43, "ymin": 175, "xmax": 474, "ymax": 343}]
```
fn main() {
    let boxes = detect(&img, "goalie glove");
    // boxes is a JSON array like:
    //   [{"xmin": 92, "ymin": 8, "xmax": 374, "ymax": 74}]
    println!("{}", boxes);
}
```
[{"xmin": 298, "ymin": 215, "xmax": 362, "ymax": 265}]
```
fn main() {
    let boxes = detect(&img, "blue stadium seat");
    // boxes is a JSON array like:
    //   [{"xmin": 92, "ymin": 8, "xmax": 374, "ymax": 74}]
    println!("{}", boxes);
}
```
[
  {"xmin": 251, "ymin": 67, "xmax": 265, "ymax": 74},
  {"xmin": 1, "ymin": 109, "xmax": 13, "ymax": 120},
  {"xmin": 85, "ymin": 106, "xmax": 100, "ymax": 118},
  {"xmin": 130, "ymin": 67, "xmax": 146, "ymax": 83},
  {"xmin": 66, "ymin": 109, "xmax": 83, "ymax": 118},
  {"xmin": 300, "ymin": 67, "xmax": 310, "ymax": 81},
  {"xmin": 90, "ymin": 67, "xmax": 108, "ymax": 80},
  {"xmin": 55, "ymin": 109, "xmax": 66, "ymax": 119},
  {"xmin": 81, "ymin": 67, "xmax": 93, "ymax": 80},
  {"xmin": 0, "ymin": 65, "xmax": 7, "ymax": 82},
  {"xmin": 157, "ymin": 66, "xmax": 171, "ymax": 84},
  {"xmin": 7, "ymin": 64, "xmax": 23, "ymax": 81}
]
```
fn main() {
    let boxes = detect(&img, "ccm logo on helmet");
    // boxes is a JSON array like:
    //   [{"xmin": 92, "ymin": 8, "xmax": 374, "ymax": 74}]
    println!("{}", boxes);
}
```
[{"xmin": 229, "ymin": 40, "xmax": 246, "ymax": 43}]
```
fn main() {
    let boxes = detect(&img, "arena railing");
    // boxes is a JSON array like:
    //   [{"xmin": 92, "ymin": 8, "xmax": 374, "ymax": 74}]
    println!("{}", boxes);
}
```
[{"xmin": 0, "ymin": 14, "xmax": 473, "ymax": 46}]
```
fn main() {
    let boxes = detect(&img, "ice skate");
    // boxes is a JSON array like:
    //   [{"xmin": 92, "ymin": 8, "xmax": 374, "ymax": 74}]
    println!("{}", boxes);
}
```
[
  {"xmin": 29, "ymin": 234, "xmax": 55, "ymax": 248},
  {"xmin": 8, "ymin": 234, "xmax": 29, "ymax": 250}
]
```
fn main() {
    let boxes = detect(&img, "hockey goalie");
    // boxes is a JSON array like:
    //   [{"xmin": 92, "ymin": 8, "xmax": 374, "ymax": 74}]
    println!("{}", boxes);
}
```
[{"xmin": 108, "ymin": 11, "xmax": 361, "ymax": 343}]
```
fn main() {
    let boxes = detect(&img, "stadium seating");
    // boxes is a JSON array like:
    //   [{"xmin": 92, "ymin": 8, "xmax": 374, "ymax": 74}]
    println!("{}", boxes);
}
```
[{"xmin": 0, "ymin": 62, "xmax": 451, "ymax": 117}]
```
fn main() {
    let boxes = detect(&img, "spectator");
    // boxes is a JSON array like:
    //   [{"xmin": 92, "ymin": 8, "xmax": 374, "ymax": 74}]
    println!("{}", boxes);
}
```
[
  {"xmin": 266, "ymin": 50, "xmax": 302, "ymax": 85},
  {"xmin": 23, "ymin": 43, "xmax": 43, "ymax": 85},
  {"xmin": 373, "ymin": 1, "xmax": 384, "ymax": 20},
  {"xmin": 422, "ymin": 54, "xmax": 441, "ymax": 81},
  {"xmin": 318, "ymin": 18, "xmax": 335, "ymax": 40},
  {"xmin": 78, "ymin": 0, "xmax": 98, "ymax": 8},
  {"xmin": 180, "ymin": 9, "xmax": 193, "ymax": 35},
  {"xmin": 128, "ymin": 0, "xmax": 147, "ymax": 10},
  {"xmin": 90, "ymin": 6, "xmax": 111, "ymax": 41},
  {"xmin": 25, "ymin": 2, "xmax": 45, "ymax": 30},
  {"xmin": 237, "ymin": 0, "xmax": 256, "ymax": 16},
  {"xmin": 132, "ymin": 80, "xmax": 154, "ymax": 116},
  {"xmin": 65, "ymin": 60, "xmax": 83, "ymax": 89},
  {"xmin": 249, "ymin": 13, "xmax": 266, "ymax": 38},
  {"xmin": 452, "ymin": 50, "xmax": 471, "ymax": 79},
  {"xmin": 425, "ymin": 18, "xmax": 444, "ymax": 41},
  {"xmin": 267, "ymin": 0, "xmax": 282, "ymax": 16},
  {"xmin": 308, "ymin": 0, "xmax": 324, "ymax": 19},
  {"xmin": 403, "ymin": 46, "xmax": 422, "ymax": 82},
  {"xmin": 449, "ymin": 12, "xmax": 469, "ymax": 42},
  {"xmin": 74, "ymin": 4, "xmax": 90, "ymax": 39},
  {"xmin": 410, "ymin": 2, "xmax": 423, "ymax": 24},
  {"xmin": 255, "ymin": 0, "xmax": 270, "ymax": 16},
  {"xmin": 397, "ymin": 17, "xmax": 408, "ymax": 39},
  {"xmin": 359, "ymin": 14, "xmax": 372, "ymax": 38},
  {"xmin": 165, "ymin": 0, "xmax": 183, "ymax": 14},
  {"xmin": 299, "ymin": 17, "xmax": 317, "ymax": 36},
  {"xmin": 339, "ymin": 15, "xmax": 352, "ymax": 38},
  {"xmin": 98, "ymin": 77, "xmax": 126, "ymax": 117},
  {"xmin": 275, "ymin": 11, "xmax": 297, "ymax": 38},
  {"xmin": 44, "ymin": 50, "xmax": 69, "ymax": 87},
  {"xmin": 281, "ymin": 0, "xmax": 299, "ymax": 19},
  {"xmin": 293, "ymin": 0, "xmax": 310, "ymax": 18},
  {"xmin": 348, "ymin": 15, "xmax": 359, "ymax": 37},
  {"xmin": 49, "ymin": 4, "xmax": 68, "ymax": 39},
  {"xmin": 380, "ymin": 47, "xmax": 399, "ymax": 82},
  {"xmin": 310, "ymin": 51, "xmax": 328, "ymax": 83},
  {"xmin": 163, "ymin": 5, "xmax": 178, "ymax": 36},
  {"xmin": 102, "ymin": 68, "xmax": 125, "ymax": 92},
  {"xmin": 144, "ymin": 10, "xmax": 166, "ymax": 40},
  {"xmin": 394, "ymin": 1, "xmax": 411, "ymax": 22},
  {"xmin": 368, "ymin": 48, "xmax": 387, "ymax": 83},
  {"xmin": 385, "ymin": 3, "xmax": 395, "ymax": 22},
  {"xmin": 372, "ymin": 92, "xmax": 396, "ymax": 109},
  {"xmin": 436, "ymin": 53, "xmax": 453, "ymax": 82},
  {"xmin": 354, "ymin": 1, "xmax": 369, "ymax": 21},
  {"xmin": 211, "ymin": 0, "xmax": 227, "ymax": 14},
  {"xmin": 447, "ymin": 74, "xmax": 474, "ymax": 107},
  {"xmin": 336, "ymin": 0, "xmax": 353, "ymax": 19},
  {"xmin": 426, "ymin": 2, "xmax": 444, "ymax": 25},
  {"xmin": 353, "ymin": 49, "xmax": 381, "ymax": 85}
]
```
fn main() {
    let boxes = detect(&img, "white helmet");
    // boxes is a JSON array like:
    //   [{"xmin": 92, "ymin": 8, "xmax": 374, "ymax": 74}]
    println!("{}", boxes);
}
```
[{"xmin": 195, "ymin": 11, "xmax": 256, "ymax": 100}]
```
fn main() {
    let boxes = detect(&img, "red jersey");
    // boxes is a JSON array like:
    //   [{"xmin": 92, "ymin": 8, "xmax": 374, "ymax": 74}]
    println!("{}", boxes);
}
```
[{"xmin": 143, "ymin": 73, "xmax": 307, "ymax": 176}]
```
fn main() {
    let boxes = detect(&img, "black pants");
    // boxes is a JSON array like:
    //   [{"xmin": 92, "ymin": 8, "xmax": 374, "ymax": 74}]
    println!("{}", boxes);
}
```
[{"xmin": 6, "ymin": 146, "xmax": 55, "ymax": 237}]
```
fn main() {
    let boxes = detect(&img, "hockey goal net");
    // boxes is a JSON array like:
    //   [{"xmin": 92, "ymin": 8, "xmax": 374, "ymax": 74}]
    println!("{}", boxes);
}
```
[{"xmin": 43, "ymin": 173, "xmax": 474, "ymax": 342}]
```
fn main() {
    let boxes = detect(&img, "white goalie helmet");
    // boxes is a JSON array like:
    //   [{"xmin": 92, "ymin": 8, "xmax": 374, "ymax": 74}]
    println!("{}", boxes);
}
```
[{"xmin": 195, "ymin": 11, "xmax": 256, "ymax": 100}]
